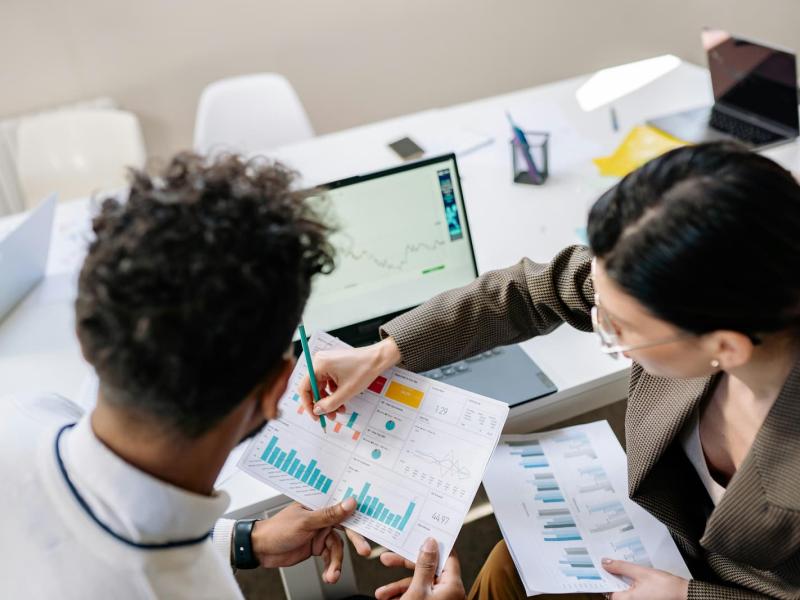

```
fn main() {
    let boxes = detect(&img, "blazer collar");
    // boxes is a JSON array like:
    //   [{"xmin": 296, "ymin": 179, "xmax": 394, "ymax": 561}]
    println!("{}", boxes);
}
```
[
  {"xmin": 626, "ymin": 365, "xmax": 716, "ymax": 495},
  {"xmin": 700, "ymin": 356, "xmax": 800, "ymax": 567}
]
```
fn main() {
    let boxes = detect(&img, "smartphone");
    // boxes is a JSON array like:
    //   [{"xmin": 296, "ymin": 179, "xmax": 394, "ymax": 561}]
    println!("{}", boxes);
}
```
[{"xmin": 388, "ymin": 137, "xmax": 425, "ymax": 161}]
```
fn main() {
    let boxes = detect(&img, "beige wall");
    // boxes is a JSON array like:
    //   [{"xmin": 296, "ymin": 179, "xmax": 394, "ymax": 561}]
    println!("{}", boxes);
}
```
[{"xmin": 2, "ymin": 0, "xmax": 798, "ymax": 158}]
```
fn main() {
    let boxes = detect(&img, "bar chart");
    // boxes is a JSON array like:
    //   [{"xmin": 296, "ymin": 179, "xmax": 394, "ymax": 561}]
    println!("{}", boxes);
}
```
[
  {"xmin": 611, "ymin": 536, "xmax": 652, "ymax": 567},
  {"xmin": 508, "ymin": 439, "xmax": 550, "ymax": 468},
  {"xmin": 531, "ymin": 473, "xmax": 566, "ymax": 504},
  {"xmin": 342, "ymin": 481, "xmax": 416, "ymax": 532},
  {"xmin": 541, "ymin": 508, "xmax": 582, "ymax": 542},
  {"xmin": 259, "ymin": 434, "xmax": 334, "ymax": 493},
  {"xmin": 553, "ymin": 430, "xmax": 597, "ymax": 460},
  {"xmin": 291, "ymin": 392, "xmax": 362, "ymax": 442},
  {"xmin": 558, "ymin": 547, "xmax": 602, "ymax": 581}
]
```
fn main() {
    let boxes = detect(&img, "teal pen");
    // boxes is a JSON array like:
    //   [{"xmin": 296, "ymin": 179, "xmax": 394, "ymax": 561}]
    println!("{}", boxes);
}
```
[{"xmin": 298, "ymin": 324, "xmax": 327, "ymax": 433}]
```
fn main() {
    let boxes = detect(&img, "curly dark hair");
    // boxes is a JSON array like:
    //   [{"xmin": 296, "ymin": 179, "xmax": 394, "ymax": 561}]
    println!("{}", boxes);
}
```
[{"xmin": 76, "ymin": 153, "xmax": 334, "ymax": 437}]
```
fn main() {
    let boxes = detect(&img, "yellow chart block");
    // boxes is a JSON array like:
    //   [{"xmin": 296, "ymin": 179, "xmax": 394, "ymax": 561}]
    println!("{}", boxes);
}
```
[{"xmin": 385, "ymin": 380, "xmax": 424, "ymax": 409}]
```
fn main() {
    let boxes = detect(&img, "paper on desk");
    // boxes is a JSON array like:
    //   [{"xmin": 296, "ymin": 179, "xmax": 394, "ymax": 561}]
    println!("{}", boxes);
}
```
[
  {"xmin": 483, "ymin": 421, "xmax": 690, "ymax": 595},
  {"xmin": 238, "ymin": 331, "xmax": 509, "ymax": 572},
  {"xmin": 593, "ymin": 125, "xmax": 687, "ymax": 177}
]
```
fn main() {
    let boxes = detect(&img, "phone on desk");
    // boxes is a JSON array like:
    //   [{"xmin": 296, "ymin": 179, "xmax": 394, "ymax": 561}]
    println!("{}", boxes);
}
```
[{"xmin": 388, "ymin": 136, "xmax": 424, "ymax": 161}]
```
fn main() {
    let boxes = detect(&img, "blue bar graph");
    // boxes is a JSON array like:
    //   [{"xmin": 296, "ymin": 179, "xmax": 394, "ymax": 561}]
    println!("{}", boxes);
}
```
[
  {"xmin": 508, "ymin": 440, "xmax": 549, "ymax": 468},
  {"xmin": 531, "ymin": 473, "xmax": 565, "ymax": 504},
  {"xmin": 343, "ymin": 482, "xmax": 416, "ymax": 532},
  {"xmin": 258, "ymin": 435, "xmax": 334, "ymax": 493},
  {"xmin": 558, "ymin": 547, "xmax": 602, "ymax": 580}
]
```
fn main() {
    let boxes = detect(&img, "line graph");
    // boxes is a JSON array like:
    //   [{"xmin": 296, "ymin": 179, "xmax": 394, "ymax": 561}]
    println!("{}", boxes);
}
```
[
  {"xmin": 411, "ymin": 449, "xmax": 472, "ymax": 480},
  {"xmin": 336, "ymin": 238, "xmax": 447, "ymax": 272}
]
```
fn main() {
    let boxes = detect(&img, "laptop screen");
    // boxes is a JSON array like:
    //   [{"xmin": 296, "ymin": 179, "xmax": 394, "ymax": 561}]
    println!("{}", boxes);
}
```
[
  {"xmin": 299, "ymin": 154, "xmax": 478, "ymax": 340},
  {"xmin": 703, "ymin": 28, "xmax": 799, "ymax": 133}
]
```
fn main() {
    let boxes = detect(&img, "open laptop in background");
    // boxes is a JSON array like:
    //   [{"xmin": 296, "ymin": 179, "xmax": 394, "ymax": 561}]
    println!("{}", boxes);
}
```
[
  {"xmin": 297, "ymin": 154, "xmax": 557, "ymax": 408},
  {"xmin": 648, "ymin": 29, "xmax": 799, "ymax": 149},
  {"xmin": 0, "ymin": 194, "xmax": 57, "ymax": 322}
]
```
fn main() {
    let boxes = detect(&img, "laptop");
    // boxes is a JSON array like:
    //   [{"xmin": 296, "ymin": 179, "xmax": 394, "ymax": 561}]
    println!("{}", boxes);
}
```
[
  {"xmin": 0, "ymin": 194, "xmax": 57, "ymax": 321},
  {"xmin": 648, "ymin": 29, "xmax": 799, "ymax": 149},
  {"xmin": 297, "ymin": 154, "xmax": 557, "ymax": 408}
]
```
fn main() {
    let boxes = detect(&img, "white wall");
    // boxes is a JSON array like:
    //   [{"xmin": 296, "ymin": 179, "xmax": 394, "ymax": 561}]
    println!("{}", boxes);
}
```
[{"xmin": 2, "ymin": 0, "xmax": 798, "ymax": 158}]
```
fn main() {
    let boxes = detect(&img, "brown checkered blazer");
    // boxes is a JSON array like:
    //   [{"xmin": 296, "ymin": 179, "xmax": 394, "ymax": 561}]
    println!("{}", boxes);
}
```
[{"xmin": 381, "ymin": 244, "xmax": 800, "ymax": 599}]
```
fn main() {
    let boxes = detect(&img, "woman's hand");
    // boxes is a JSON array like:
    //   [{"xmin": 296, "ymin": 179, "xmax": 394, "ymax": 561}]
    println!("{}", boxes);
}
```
[
  {"xmin": 602, "ymin": 558, "xmax": 689, "ymax": 600},
  {"xmin": 298, "ymin": 337, "xmax": 401, "ymax": 418},
  {"xmin": 375, "ymin": 538, "xmax": 465, "ymax": 600}
]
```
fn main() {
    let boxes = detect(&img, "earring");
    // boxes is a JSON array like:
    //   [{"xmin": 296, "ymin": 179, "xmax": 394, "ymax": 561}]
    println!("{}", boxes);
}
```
[{"xmin": 710, "ymin": 359, "xmax": 720, "ymax": 369}]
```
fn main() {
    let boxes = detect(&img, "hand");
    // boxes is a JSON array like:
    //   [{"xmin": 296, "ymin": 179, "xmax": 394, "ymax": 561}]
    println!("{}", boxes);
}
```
[
  {"xmin": 299, "ymin": 337, "xmax": 401, "ymax": 418},
  {"xmin": 602, "ymin": 558, "xmax": 689, "ymax": 600},
  {"xmin": 249, "ymin": 497, "xmax": 357, "ymax": 583},
  {"xmin": 374, "ymin": 538, "xmax": 465, "ymax": 600}
]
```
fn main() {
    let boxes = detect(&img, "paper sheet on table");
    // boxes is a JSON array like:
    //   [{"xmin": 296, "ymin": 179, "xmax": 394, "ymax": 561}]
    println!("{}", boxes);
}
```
[
  {"xmin": 593, "ymin": 125, "xmax": 687, "ymax": 177},
  {"xmin": 483, "ymin": 421, "xmax": 691, "ymax": 595},
  {"xmin": 238, "ymin": 331, "xmax": 509, "ymax": 572}
]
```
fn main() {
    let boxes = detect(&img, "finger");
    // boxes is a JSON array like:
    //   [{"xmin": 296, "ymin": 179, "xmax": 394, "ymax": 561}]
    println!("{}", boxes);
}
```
[
  {"xmin": 323, "ymin": 532, "xmax": 344, "ymax": 583},
  {"xmin": 379, "ymin": 551, "xmax": 416, "ymax": 570},
  {"xmin": 298, "ymin": 375, "xmax": 320, "ymax": 422},
  {"xmin": 311, "ymin": 526, "xmax": 331, "ymax": 556},
  {"xmin": 312, "ymin": 387, "xmax": 354, "ymax": 415},
  {"xmin": 601, "ymin": 558, "xmax": 650, "ymax": 581},
  {"xmin": 439, "ymin": 551, "xmax": 462, "ymax": 583},
  {"xmin": 304, "ymin": 497, "xmax": 357, "ymax": 529},
  {"xmin": 408, "ymin": 537, "xmax": 439, "ymax": 591},
  {"xmin": 344, "ymin": 527, "xmax": 371, "ymax": 556},
  {"xmin": 375, "ymin": 577, "xmax": 413, "ymax": 600}
]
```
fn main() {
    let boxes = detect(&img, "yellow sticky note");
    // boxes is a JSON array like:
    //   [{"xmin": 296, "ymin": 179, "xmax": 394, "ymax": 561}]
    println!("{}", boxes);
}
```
[{"xmin": 593, "ymin": 125, "xmax": 688, "ymax": 177}]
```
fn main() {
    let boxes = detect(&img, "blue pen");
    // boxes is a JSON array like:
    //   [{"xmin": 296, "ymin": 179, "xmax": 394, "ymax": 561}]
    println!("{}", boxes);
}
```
[
  {"xmin": 298, "ymin": 324, "xmax": 327, "ymax": 433},
  {"xmin": 506, "ymin": 111, "xmax": 543, "ymax": 184}
]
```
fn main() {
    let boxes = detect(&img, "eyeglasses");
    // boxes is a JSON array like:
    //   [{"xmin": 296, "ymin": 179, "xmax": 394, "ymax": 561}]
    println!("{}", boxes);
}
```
[{"xmin": 590, "ymin": 258, "xmax": 692, "ymax": 359}]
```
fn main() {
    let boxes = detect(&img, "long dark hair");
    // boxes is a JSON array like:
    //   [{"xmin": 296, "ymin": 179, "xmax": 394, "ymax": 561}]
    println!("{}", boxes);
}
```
[{"xmin": 587, "ymin": 141, "xmax": 800, "ymax": 337}]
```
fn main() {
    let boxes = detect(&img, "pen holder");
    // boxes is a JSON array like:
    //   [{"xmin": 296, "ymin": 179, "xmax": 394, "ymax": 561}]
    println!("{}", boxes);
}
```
[{"xmin": 510, "ymin": 131, "xmax": 549, "ymax": 185}]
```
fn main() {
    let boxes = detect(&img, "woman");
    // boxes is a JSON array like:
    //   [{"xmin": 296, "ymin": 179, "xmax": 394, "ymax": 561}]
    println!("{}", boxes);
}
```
[{"xmin": 303, "ymin": 142, "xmax": 800, "ymax": 599}]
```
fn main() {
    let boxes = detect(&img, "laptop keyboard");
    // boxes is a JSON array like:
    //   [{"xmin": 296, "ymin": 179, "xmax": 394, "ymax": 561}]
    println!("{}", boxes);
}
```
[
  {"xmin": 710, "ymin": 110, "xmax": 784, "ymax": 146},
  {"xmin": 424, "ymin": 347, "xmax": 505, "ymax": 381}
]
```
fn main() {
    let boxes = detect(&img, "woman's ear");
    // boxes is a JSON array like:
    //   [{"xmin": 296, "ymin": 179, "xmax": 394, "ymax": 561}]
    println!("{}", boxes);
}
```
[
  {"xmin": 259, "ymin": 356, "xmax": 296, "ymax": 420},
  {"xmin": 704, "ymin": 330, "xmax": 755, "ymax": 371}
]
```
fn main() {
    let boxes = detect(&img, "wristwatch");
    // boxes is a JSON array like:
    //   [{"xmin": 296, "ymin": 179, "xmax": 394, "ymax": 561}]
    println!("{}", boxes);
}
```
[{"xmin": 232, "ymin": 519, "xmax": 260, "ymax": 569}]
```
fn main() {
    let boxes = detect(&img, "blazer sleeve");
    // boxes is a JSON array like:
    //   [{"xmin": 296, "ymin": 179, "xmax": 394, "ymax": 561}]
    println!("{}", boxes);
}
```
[
  {"xmin": 688, "ymin": 580, "xmax": 773, "ymax": 599},
  {"xmin": 380, "ymin": 244, "xmax": 594, "ymax": 372}
]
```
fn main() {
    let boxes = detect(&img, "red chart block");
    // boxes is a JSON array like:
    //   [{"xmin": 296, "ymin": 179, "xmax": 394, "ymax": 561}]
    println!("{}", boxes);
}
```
[{"xmin": 368, "ymin": 376, "xmax": 387, "ymax": 394}]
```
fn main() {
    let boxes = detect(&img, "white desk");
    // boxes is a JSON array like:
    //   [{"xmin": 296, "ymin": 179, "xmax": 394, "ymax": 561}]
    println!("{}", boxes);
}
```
[{"xmin": 3, "ymin": 58, "xmax": 800, "ymax": 574}]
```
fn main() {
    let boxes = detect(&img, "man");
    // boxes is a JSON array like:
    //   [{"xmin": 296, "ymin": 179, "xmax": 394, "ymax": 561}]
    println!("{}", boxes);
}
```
[{"xmin": 0, "ymin": 153, "xmax": 360, "ymax": 598}]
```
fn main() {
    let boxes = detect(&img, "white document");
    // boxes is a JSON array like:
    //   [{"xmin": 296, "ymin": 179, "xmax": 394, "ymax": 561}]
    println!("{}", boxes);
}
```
[
  {"xmin": 483, "ymin": 421, "xmax": 691, "ymax": 595},
  {"xmin": 238, "ymin": 331, "xmax": 509, "ymax": 570}
]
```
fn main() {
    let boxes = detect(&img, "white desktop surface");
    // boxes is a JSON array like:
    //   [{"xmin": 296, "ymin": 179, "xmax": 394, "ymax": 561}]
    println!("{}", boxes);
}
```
[{"xmin": 2, "ymin": 58, "xmax": 799, "ymax": 520}]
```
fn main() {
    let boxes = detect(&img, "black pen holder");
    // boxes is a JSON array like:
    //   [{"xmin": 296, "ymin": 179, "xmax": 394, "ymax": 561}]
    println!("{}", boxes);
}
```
[{"xmin": 510, "ymin": 131, "xmax": 549, "ymax": 185}]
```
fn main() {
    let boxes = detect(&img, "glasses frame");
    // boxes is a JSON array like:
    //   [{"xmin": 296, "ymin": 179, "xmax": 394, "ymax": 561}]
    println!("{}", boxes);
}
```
[{"xmin": 589, "ymin": 258, "xmax": 692, "ymax": 359}]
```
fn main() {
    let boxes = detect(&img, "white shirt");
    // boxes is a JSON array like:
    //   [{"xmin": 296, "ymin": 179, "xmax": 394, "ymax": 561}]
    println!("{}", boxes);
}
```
[
  {"xmin": 0, "ymin": 393, "xmax": 243, "ymax": 599},
  {"xmin": 680, "ymin": 408, "xmax": 726, "ymax": 506}
]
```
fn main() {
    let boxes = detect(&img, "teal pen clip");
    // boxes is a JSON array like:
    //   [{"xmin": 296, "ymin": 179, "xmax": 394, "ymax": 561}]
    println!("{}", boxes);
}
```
[{"xmin": 298, "ymin": 324, "xmax": 327, "ymax": 433}]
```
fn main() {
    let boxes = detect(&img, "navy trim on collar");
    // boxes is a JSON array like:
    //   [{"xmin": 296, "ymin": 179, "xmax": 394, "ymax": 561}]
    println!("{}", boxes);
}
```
[{"xmin": 54, "ymin": 423, "xmax": 211, "ymax": 549}]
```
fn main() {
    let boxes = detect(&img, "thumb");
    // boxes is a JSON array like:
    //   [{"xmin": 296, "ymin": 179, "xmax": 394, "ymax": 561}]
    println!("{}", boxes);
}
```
[
  {"xmin": 305, "ymin": 497, "xmax": 357, "ymax": 529},
  {"xmin": 409, "ymin": 538, "xmax": 439, "ymax": 591},
  {"xmin": 601, "ymin": 558, "xmax": 649, "ymax": 581}
]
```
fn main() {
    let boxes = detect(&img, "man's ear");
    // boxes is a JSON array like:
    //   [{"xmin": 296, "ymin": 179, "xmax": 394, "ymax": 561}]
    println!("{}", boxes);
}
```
[{"xmin": 259, "ymin": 356, "xmax": 295, "ymax": 420}]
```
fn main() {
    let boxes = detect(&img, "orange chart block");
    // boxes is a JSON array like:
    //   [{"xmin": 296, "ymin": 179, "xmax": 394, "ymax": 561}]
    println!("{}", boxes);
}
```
[
  {"xmin": 334, "ymin": 422, "xmax": 343, "ymax": 433},
  {"xmin": 385, "ymin": 381, "xmax": 424, "ymax": 409}
]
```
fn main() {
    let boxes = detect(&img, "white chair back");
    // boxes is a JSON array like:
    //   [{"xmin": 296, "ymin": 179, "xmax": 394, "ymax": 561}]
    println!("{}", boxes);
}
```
[
  {"xmin": 193, "ymin": 73, "xmax": 314, "ymax": 156},
  {"xmin": 17, "ymin": 109, "xmax": 146, "ymax": 207}
]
